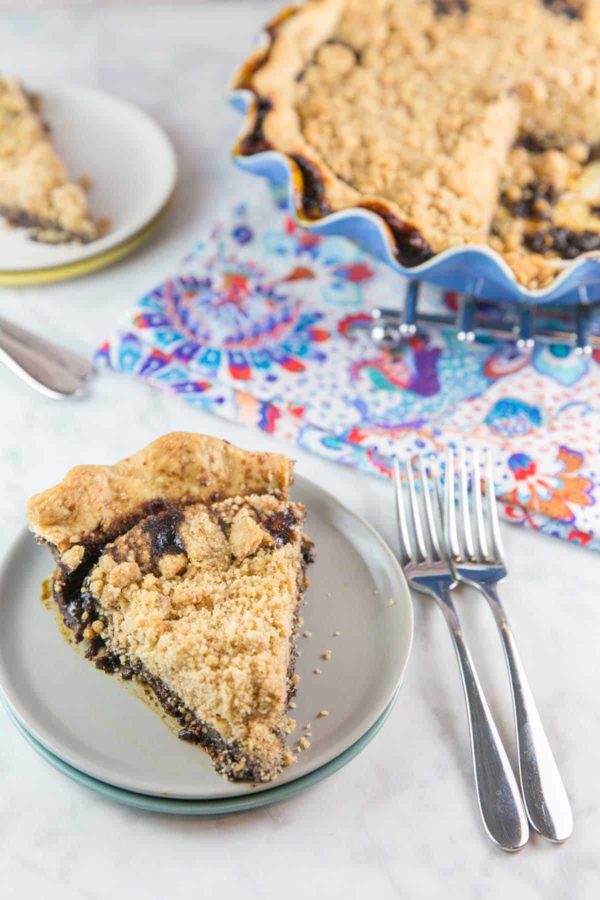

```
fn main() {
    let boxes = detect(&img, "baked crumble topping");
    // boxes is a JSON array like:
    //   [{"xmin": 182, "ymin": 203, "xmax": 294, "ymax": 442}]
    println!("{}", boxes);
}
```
[
  {"xmin": 27, "ymin": 434, "xmax": 311, "ymax": 783},
  {"xmin": 0, "ymin": 77, "xmax": 100, "ymax": 244},
  {"xmin": 236, "ymin": 0, "xmax": 600, "ymax": 287},
  {"xmin": 82, "ymin": 495, "xmax": 310, "ymax": 781}
]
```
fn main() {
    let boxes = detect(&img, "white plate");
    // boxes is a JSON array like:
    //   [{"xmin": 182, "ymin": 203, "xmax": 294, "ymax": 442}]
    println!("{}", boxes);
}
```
[
  {"xmin": 0, "ymin": 475, "xmax": 413, "ymax": 799},
  {"xmin": 0, "ymin": 82, "xmax": 177, "ymax": 272}
]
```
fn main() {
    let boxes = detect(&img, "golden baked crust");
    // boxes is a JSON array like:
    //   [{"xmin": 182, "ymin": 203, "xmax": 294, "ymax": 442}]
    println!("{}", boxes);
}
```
[
  {"xmin": 234, "ymin": 0, "xmax": 600, "ymax": 288},
  {"xmin": 0, "ymin": 77, "xmax": 99, "ymax": 244},
  {"xmin": 83, "ymin": 495, "xmax": 309, "ymax": 782},
  {"xmin": 28, "ymin": 432, "xmax": 293, "ymax": 553}
]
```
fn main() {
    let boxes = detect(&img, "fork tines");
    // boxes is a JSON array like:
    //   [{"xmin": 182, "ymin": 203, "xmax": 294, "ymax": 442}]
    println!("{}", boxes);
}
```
[
  {"xmin": 444, "ymin": 447, "xmax": 505, "ymax": 565},
  {"xmin": 392, "ymin": 455, "xmax": 444, "ymax": 566}
]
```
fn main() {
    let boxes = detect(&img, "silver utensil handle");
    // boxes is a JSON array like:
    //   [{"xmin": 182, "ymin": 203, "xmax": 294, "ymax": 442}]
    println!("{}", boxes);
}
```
[
  {"xmin": 483, "ymin": 584, "xmax": 573, "ymax": 842},
  {"xmin": 0, "ymin": 314, "xmax": 94, "ymax": 380},
  {"xmin": 437, "ymin": 586, "xmax": 529, "ymax": 851},
  {"xmin": 0, "ymin": 333, "xmax": 82, "ymax": 399}
]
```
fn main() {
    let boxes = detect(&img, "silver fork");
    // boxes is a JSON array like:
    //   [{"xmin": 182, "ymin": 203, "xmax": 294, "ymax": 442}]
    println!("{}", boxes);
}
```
[
  {"xmin": 444, "ymin": 448, "xmax": 573, "ymax": 843},
  {"xmin": 392, "ymin": 456, "xmax": 529, "ymax": 851},
  {"xmin": 0, "ymin": 316, "xmax": 94, "ymax": 399}
]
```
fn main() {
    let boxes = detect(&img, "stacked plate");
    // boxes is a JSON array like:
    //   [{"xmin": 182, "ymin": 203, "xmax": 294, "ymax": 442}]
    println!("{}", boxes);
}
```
[
  {"xmin": 0, "ymin": 478, "xmax": 413, "ymax": 815},
  {"xmin": 0, "ymin": 83, "xmax": 177, "ymax": 286}
]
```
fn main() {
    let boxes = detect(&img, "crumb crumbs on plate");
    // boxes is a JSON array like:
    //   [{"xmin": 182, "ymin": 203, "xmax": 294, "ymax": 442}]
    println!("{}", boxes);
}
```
[
  {"xmin": 289, "ymin": 701, "xmax": 296, "ymax": 709},
  {"xmin": 313, "ymin": 667, "xmax": 322, "ymax": 675},
  {"xmin": 322, "ymin": 649, "xmax": 332, "ymax": 661},
  {"xmin": 317, "ymin": 710, "xmax": 329, "ymax": 718},
  {"xmin": 303, "ymin": 631, "xmax": 312, "ymax": 638},
  {"xmin": 297, "ymin": 736, "xmax": 311, "ymax": 751},
  {"xmin": 333, "ymin": 630, "xmax": 340, "ymax": 637},
  {"xmin": 387, "ymin": 599, "xmax": 397, "ymax": 608}
]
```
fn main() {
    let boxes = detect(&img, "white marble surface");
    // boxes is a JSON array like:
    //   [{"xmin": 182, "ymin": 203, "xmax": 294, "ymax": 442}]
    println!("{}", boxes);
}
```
[{"xmin": 0, "ymin": 4, "xmax": 599, "ymax": 898}]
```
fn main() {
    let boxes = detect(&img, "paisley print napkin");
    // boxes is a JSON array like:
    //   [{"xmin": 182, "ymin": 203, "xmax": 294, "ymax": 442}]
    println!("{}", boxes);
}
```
[{"xmin": 98, "ymin": 184, "xmax": 600, "ymax": 550}]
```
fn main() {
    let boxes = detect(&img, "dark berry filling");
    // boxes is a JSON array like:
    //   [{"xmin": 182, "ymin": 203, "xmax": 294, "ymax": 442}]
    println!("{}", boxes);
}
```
[
  {"xmin": 524, "ymin": 226, "xmax": 600, "ymax": 258},
  {"xmin": 501, "ymin": 181, "xmax": 560, "ymax": 221}
]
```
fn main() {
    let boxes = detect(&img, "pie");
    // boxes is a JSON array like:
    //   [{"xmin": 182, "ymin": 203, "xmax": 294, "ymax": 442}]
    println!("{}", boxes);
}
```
[
  {"xmin": 0, "ymin": 77, "xmax": 101, "ymax": 244},
  {"xmin": 234, "ymin": 0, "xmax": 600, "ymax": 289},
  {"xmin": 28, "ymin": 433, "xmax": 314, "ymax": 783}
]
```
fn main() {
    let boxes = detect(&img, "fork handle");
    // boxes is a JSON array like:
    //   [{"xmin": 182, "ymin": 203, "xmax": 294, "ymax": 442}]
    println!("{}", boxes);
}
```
[
  {"xmin": 0, "ymin": 332, "xmax": 82, "ymax": 399},
  {"xmin": 436, "ymin": 586, "xmax": 529, "ymax": 851},
  {"xmin": 482, "ymin": 584, "xmax": 573, "ymax": 842}
]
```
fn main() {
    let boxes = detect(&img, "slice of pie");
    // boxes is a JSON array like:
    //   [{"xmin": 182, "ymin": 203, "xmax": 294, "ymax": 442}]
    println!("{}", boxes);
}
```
[
  {"xmin": 234, "ymin": 0, "xmax": 600, "ymax": 289},
  {"xmin": 28, "ymin": 433, "xmax": 314, "ymax": 783},
  {"xmin": 0, "ymin": 77, "xmax": 100, "ymax": 244}
]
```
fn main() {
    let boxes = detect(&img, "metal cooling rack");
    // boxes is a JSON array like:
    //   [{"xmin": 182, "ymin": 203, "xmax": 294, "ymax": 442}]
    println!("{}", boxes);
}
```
[{"xmin": 354, "ymin": 281, "xmax": 599, "ymax": 354}]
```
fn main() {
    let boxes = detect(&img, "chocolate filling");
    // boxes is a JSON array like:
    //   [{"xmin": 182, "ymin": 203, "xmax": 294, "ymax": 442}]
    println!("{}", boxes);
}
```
[
  {"xmin": 290, "ymin": 154, "xmax": 332, "ymax": 219},
  {"xmin": 48, "ymin": 498, "xmax": 184, "ymax": 641},
  {"xmin": 515, "ymin": 132, "xmax": 580, "ymax": 155},
  {"xmin": 141, "ymin": 507, "xmax": 186, "ymax": 561},
  {"xmin": 0, "ymin": 205, "xmax": 94, "ymax": 245},
  {"xmin": 434, "ymin": 0, "xmax": 470, "ymax": 15},
  {"xmin": 542, "ymin": 0, "xmax": 583, "ymax": 20}
]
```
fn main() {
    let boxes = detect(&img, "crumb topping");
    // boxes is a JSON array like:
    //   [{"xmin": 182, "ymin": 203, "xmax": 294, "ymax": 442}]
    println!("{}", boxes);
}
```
[
  {"xmin": 84, "ymin": 494, "xmax": 307, "ymax": 772},
  {"xmin": 241, "ymin": 0, "xmax": 600, "ymax": 287},
  {"xmin": 60, "ymin": 544, "xmax": 84, "ymax": 572}
]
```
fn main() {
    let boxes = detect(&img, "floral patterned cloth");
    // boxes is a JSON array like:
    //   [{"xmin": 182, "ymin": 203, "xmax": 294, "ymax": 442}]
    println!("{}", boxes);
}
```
[{"xmin": 98, "ymin": 184, "xmax": 600, "ymax": 551}]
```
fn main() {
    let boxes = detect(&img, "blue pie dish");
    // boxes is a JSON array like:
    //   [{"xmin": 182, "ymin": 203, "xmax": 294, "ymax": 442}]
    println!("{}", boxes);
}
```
[{"xmin": 230, "ymin": 91, "xmax": 600, "ymax": 310}]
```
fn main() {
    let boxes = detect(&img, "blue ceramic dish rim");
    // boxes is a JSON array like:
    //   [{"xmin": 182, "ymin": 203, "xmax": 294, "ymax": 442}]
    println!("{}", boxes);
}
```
[
  {"xmin": 230, "ymin": 89, "xmax": 600, "ymax": 308},
  {"xmin": 3, "ymin": 688, "xmax": 400, "ymax": 816}
]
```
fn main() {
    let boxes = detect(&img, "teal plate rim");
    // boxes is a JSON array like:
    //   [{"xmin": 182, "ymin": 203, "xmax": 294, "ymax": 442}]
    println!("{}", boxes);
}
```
[{"xmin": 3, "ymin": 687, "xmax": 400, "ymax": 816}]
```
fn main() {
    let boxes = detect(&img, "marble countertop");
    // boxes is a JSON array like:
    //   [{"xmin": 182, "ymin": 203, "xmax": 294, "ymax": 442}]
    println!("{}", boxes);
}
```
[{"xmin": 0, "ymin": 4, "xmax": 598, "ymax": 898}]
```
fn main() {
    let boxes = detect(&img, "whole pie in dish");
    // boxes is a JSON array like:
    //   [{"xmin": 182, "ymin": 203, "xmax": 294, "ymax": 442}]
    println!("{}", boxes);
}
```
[
  {"xmin": 0, "ymin": 77, "xmax": 101, "ymax": 244},
  {"xmin": 234, "ymin": 0, "xmax": 600, "ymax": 289},
  {"xmin": 28, "ymin": 433, "xmax": 314, "ymax": 783}
]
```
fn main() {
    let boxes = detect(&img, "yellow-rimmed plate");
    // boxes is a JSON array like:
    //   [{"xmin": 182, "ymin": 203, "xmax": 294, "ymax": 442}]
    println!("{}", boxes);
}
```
[
  {"xmin": 0, "ymin": 199, "xmax": 172, "ymax": 286},
  {"xmin": 0, "ymin": 82, "xmax": 177, "ymax": 285}
]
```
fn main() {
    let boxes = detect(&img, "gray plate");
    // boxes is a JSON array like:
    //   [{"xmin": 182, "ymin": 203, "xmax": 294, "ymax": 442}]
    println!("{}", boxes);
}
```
[
  {"xmin": 4, "ymin": 692, "xmax": 400, "ymax": 815},
  {"xmin": 0, "ymin": 476, "xmax": 413, "ymax": 800}
]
